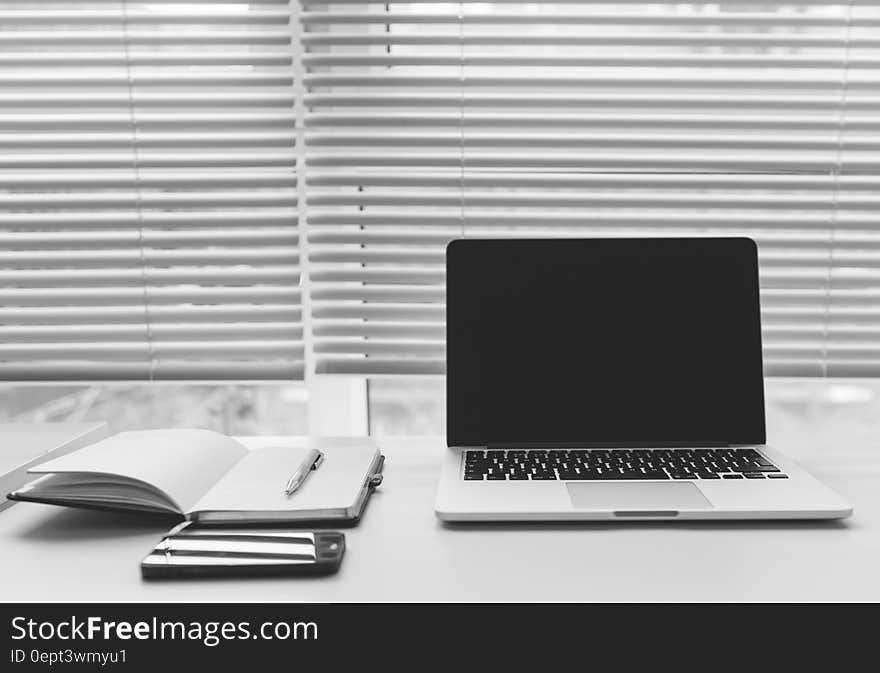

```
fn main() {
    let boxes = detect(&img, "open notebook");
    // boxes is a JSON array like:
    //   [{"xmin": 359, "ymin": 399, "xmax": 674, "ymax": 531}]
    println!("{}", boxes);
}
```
[{"xmin": 7, "ymin": 430, "xmax": 384, "ymax": 525}]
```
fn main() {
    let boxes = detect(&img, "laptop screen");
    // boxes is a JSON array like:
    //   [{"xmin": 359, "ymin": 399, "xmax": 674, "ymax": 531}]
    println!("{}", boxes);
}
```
[{"xmin": 446, "ymin": 238, "xmax": 766, "ymax": 447}]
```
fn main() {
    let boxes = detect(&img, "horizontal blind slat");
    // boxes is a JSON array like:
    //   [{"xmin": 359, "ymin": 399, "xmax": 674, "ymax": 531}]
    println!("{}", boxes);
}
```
[
  {"xmin": 305, "ymin": 171, "xmax": 880, "ymax": 189},
  {"xmin": 304, "ymin": 132, "xmax": 879, "ymax": 151},
  {"xmin": 0, "ymin": 210, "xmax": 298, "ymax": 229},
  {"xmin": 304, "ymin": 212, "xmax": 880, "ymax": 230},
  {"xmin": 0, "ymin": 192, "xmax": 299, "ymax": 210},
  {"xmin": 301, "ymin": 34, "xmax": 880, "ymax": 49},
  {"xmin": 300, "ymin": 11, "xmax": 879, "ymax": 27},
  {"xmin": 304, "ymin": 74, "xmax": 877, "ymax": 91},
  {"xmin": 303, "ymin": 54, "xmax": 880, "ymax": 69},
  {"xmin": 0, "ymin": 341, "xmax": 304, "ymax": 360},
  {"xmin": 0, "ymin": 305, "xmax": 302, "ymax": 325},
  {"xmin": 0, "ymin": 361, "xmax": 306, "ymax": 383},
  {"xmin": 304, "ymin": 93, "xmax": 880, "ymax": 111},
  {"xmin": 0, "ymin": 52, "xmax": 294, "ymax": 67},
  {"xmin": 0, "ymin": 9, "xmax": 291, "ymax": 24},
  {"xmin": 0, "ymin": 267, "xmax": 300, "ymax": 287},
  {"xmin": 305, "ymin": 153, "xmax": 880, "ymax": 171},
  {"xmin": 0, "ymin": 287, "xmax": 301, "ymax": 306},
  {"xmin": 304, "ymin": 112, "xmax": 880, "ymax": 131},
  {"xmin": 0, "ymin": 323, "xmax": 304, "ymax": 343},
  {"xmin": 0, "ymin": 229, "xmax": 299, "ymax": 249}
]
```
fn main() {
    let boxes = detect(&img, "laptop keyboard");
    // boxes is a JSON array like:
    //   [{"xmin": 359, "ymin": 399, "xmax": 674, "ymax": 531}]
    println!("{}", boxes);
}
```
[{"xmin": 463, "ymin": 448, "xmax": 787, "ymax": 481}]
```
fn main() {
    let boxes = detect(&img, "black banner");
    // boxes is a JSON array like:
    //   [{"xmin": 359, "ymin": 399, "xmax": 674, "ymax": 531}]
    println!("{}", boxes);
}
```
[{"xmin": 0, "ymin": 603, "xmax": 873, "ymax": 671}]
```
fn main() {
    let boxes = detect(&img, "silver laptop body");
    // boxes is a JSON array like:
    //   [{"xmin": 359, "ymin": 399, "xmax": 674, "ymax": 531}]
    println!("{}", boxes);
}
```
[{"xmin": 435, "ymin": 238, "xmax": 851, "ymax": 522}]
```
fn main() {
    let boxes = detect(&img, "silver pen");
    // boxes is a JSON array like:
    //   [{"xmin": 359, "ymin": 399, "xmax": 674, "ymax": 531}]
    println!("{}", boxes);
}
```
[{"xmin": 284, "ymin": 449, "xmax": 324, "ymax": 496}]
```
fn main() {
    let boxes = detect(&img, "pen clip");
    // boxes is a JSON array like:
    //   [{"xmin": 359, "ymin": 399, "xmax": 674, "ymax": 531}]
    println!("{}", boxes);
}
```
[
  {"xmin": 311, "ymin": 452, "xmax": 324, "ymax": 470},
  {"xmin": 367, "ymin": 454, "xmax": 385, "ymax": 488}
]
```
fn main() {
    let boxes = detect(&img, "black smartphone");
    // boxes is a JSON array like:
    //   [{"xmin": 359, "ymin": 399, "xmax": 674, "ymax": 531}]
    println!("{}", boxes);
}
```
[{"xmin": 141, "ymin": 523, "xmax": 345, "ymax": 580}]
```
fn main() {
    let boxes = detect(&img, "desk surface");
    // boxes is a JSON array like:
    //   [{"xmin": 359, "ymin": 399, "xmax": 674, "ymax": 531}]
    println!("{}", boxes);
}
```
[{"xmin": 2, "ymin": 379, "xmax": 880, "ymax": 601}]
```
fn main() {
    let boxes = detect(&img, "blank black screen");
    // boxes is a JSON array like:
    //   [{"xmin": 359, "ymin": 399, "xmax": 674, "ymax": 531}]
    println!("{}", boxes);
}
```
[{"xmin": 446, "ymin": 238, "xmax": 766, "ymax": 447}]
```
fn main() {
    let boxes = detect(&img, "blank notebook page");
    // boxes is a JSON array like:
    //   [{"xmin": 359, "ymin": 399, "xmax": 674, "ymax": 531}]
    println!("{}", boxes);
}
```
[
  {"xmin": 190, "ymin": 444, "xmax": 378, "ymax": 515},
  {"xmin": 28, "ymin": 429, "xmax": 247, "ymax": 513}
]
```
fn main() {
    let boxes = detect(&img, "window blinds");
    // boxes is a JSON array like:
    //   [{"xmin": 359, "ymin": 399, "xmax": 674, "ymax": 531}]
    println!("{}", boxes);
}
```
[
  {"xmin": 0, "ymin": 0, "xmax": 303, "ymax": 381},
  {"xmin": 302, "ymin": 1, "xmax": 880, "ymax": 377}
]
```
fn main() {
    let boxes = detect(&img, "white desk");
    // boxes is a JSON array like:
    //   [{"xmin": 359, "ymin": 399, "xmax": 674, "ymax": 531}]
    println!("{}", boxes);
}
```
[{"xmin": 1, "ymin": 380, "xmax": 879, "ymax": 601}]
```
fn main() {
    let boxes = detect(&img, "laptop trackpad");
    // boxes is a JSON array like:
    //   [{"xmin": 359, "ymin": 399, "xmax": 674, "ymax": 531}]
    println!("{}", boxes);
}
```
[{"xmin": 566, "ymin": 482, "xmax": 712, "ymax": 514}]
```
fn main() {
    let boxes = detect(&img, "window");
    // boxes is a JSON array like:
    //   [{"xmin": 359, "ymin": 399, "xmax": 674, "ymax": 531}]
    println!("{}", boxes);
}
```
[
  {"xmin": 0, "ymin": 1, "xmax": 303, "ymax": 383},
  {"xmin": 0, "ymin": 383, "xmax": 308, "ymax": 434},
  {"xmin": 302, "ymin": 1, "xmax": 880, "ymax": 379},
  {"xmin": 3, "ymin": 2, "xmax": 880, "ymax": 435},
  {"xmin": 368, "ymin": 378, "xmax": 444, "ymax": 434}
]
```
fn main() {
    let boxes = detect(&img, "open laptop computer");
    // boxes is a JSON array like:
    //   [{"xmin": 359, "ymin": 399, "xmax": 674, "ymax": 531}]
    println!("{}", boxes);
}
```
[{"xmin": 435, "ymin": 237, "xmax": 851, "ymax": 521}]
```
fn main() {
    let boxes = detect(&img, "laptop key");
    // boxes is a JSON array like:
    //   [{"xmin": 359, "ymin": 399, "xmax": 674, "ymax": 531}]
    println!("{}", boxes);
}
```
[
  {"xmin": 722, "ymin": 474, "xmax": 744, "ymax": 479},
  {"xmin": 735, "ymin": 465, "xmax": 780, "ymax": 473},
  {"xmin": 464, "ymin": 474, "xmax": 483, "ymax": 480},
  {"xmin": 743, "ymin": 473, "xmax": 766, "ymax": 479},
  {"xmin": 638, "ymin": 470, "xmax": 670, "ymax": 480},
  {"xmin": 767, "ymin": 473, "xmax": 789, "ymax": 479}
]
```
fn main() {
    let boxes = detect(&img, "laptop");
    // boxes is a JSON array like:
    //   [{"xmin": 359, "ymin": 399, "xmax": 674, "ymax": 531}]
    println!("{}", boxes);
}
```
[{"xmin": 435, "ymin": 237, "xmax": 852, "ymax": 521}]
